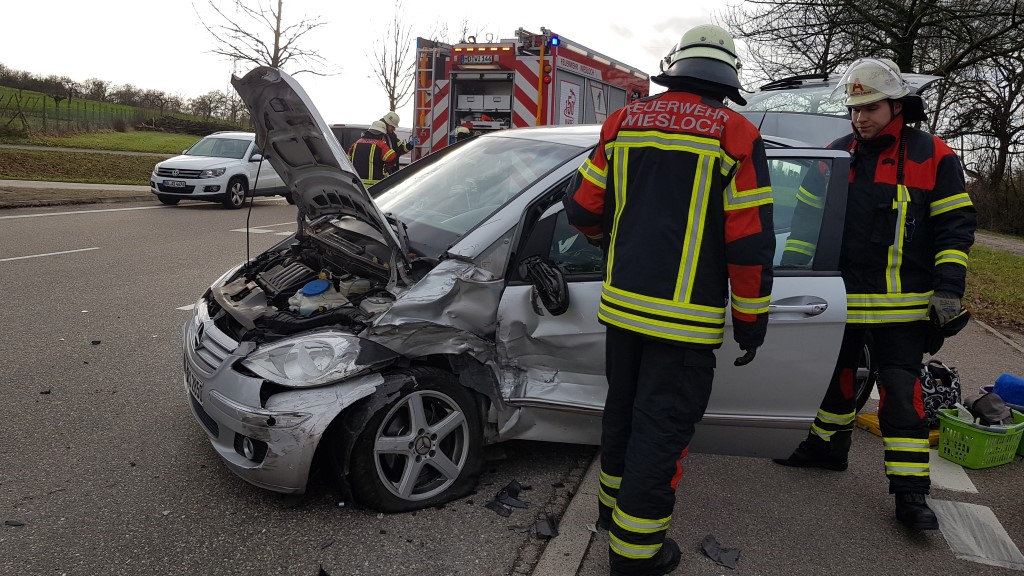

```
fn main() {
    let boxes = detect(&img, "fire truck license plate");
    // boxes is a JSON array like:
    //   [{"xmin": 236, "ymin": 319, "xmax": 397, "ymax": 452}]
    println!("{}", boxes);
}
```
[
  {"xmin": 463, "ymin": 55, "xmax": 494, "ymax": 64},
  {"xmin": 184, "ymin": 362, "xmax": 203, "ymax": 405}
]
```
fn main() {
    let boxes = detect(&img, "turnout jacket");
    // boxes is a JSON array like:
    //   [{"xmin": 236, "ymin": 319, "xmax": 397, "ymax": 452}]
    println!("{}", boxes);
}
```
[
  {"xmin": 347, "ymin": 133, "xmax": 396, "ymax": 186},
  {"xmin": 782, "ymin": 118, "xmax": 976, "ymax": 324},
  {"xmin": 564, "ymin": 90, "xmax": 775, "ymax": 350}
]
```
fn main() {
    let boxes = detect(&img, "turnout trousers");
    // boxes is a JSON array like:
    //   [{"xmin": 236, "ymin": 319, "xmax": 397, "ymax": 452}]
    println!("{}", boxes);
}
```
[
  {"xmin": 599, "ymin": 326, "xmax": 715, "ymax": 564},
  {"xmin": 809, "ymin": 322, "xmax": 932, "ymax": 493}
]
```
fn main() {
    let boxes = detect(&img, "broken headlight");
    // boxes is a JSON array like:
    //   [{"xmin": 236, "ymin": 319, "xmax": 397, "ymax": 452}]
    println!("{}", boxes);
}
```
[{"xmin": 241, "ymin": 332, "xmax": 367, "ymax": 388}]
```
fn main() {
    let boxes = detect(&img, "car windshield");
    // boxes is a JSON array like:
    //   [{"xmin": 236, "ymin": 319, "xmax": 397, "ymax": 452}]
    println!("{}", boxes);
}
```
[
  {"xmin": 185, "ymin": 137, "xmax": 251, "ymax": 159},
  {"xmin": 736, "ymin": 83, "xmax": 849, "ymax": 117},
  {"xmin": 375, "ymin": 135, "xmax": 584, "ymax": 257}
]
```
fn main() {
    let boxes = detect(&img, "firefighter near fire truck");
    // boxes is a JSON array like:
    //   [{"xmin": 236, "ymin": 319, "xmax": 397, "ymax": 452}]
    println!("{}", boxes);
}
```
[
  {"xmin": 347, "ymin": 120, "xmax": 397, "ymax": 187},
  {"xmin": 564, "ymin": 24, "xmax": 774, "ymax": 576},
  {"xmin": 379, "ymin": 111, "xmax": 419, "ymax": 161},
  {"xmin": 774, "ymin": 57, "xmax": 976, "ymax": 532}
]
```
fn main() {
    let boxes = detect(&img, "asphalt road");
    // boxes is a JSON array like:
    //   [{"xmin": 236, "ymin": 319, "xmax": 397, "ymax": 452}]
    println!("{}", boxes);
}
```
[
  {"xmin": 4, "ymin": 196, "xmax": 1024, "ymax": 576},
  {"xmin": 0, "ymin": 198, "xmax": 594, "ymax": 576}
]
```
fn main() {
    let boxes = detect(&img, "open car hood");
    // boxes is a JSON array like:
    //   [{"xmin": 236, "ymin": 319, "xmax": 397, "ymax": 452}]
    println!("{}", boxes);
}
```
[{"xmin": 231, "ymin": 67, "xmax": 403, "ymax": 255}]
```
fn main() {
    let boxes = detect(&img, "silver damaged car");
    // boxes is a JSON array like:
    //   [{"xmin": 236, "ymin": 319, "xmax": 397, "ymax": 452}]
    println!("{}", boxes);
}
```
[{"xmin": 182, "ymin": 66, "xmax": 867, "ymax": 512}]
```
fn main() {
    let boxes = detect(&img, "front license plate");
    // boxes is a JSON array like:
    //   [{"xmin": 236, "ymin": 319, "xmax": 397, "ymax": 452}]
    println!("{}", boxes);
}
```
[
  {"xmin": 184, "ymin": 364, "xmax": 203, "ymax": 405},
  {"xmin": 164, "ymin": 180, "xmax": 187, "ymax": 188}
]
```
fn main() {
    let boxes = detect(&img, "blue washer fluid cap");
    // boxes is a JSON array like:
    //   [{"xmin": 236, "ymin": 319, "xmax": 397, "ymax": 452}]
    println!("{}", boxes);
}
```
[{"xmin": 302, "ymin": 279, "xmax": 331, "ymax": 296}]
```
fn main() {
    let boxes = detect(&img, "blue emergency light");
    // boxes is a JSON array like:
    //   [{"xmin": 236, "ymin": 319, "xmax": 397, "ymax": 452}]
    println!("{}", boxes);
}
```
[{"xmin": 549, "ymin": 35, "xmax": 560, "ymax": 47}]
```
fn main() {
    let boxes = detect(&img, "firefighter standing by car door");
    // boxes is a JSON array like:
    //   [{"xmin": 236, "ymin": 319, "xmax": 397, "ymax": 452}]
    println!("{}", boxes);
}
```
[
  {"xmin": 348, "ymin": 120, "xmax": 397, "ymax": 187},
  {"xmin": 774, "ymin": 58, "xmax": 976, "ymax": 531},
  {"xmin": 379, "ymin": 111, "xmax": 419, "ymax": 164},
  {"xmin": 565, "ymin": 24, "xmax": 775, "ymax": 576}
]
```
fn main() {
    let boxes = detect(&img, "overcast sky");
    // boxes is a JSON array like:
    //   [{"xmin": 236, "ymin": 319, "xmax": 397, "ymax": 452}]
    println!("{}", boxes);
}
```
[{"xmin": 2, "ymin": 0, "xmax": 725, "ymax": 128}]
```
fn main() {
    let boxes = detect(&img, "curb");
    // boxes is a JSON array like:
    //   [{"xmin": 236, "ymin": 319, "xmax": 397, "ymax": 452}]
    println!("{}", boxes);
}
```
[
  {"xmin": 974, "ymin": 318, "xmax": 1024, "ymax": 356},
  {"xmin": 532, "ymin": 454, "xmax": 601, "ymax": 576},
  {"xmin": 0, "ymin": 195, "xmax": 155, "ymax": 210}
]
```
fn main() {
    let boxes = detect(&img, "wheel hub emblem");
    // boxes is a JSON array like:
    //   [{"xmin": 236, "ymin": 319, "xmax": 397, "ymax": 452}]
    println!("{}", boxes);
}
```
[{"xmin": 414, "ymin": 436, "xmax": 431, "ymax": 455}]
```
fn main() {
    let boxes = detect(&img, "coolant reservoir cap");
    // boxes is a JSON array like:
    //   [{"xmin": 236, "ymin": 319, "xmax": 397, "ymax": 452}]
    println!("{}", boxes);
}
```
[{"xmin": 301, "ymin": 279, "xmax": 331, "ymax": 296}]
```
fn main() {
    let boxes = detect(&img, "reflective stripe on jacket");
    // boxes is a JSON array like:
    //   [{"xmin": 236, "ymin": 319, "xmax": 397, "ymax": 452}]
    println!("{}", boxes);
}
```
[
  {"xmin": 564, "ymin": 90, "xmax": 775, "ymax": 349},
  {"xmin": 348, "ymin": 135, "xmax": 396, "ymax": 186},
  {"xmin": 782, "ymin": 119, "xmax": 976, "ymax": 325}
]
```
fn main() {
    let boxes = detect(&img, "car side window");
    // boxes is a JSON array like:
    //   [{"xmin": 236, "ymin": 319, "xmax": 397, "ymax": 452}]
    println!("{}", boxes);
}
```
[
  {"xmin": 771, "ymin": 157, "xmax": 833, "ymax": 269},
  {"xmin": 548, "ymin": 210, "xmax": 604, "ymax": 276}
]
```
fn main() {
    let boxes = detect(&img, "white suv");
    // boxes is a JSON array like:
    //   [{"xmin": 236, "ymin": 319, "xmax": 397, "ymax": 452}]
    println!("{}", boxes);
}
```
[{"xmin": 151, "ymin": 131, "xmax": 290, "ymax": 209}]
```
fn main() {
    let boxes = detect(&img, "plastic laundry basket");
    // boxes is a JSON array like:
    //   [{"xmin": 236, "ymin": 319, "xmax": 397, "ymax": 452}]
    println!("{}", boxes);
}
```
[
  {"xmin": 978, "ymin": 386, "xmax": 1024, "ymax": 456},
  {"xmin": 936, "ymin": 408, "xmax": 1024, "ymax": 469}
]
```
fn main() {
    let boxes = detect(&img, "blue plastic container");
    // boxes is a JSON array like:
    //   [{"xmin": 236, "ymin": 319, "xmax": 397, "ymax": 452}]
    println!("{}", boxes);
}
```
[{"xmin": 994, "ymin": 373, "xmax": 1024, "ymax": 406}]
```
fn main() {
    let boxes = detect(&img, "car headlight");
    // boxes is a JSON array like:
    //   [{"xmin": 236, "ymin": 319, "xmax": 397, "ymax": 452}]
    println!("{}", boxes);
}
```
[
  {"xmin": 241, "ymin": 333, "xmax": 370, "ymax": 388},
  {"xmin": 199, "ymin": 167, "xmax": 227, "ymax": 178}
]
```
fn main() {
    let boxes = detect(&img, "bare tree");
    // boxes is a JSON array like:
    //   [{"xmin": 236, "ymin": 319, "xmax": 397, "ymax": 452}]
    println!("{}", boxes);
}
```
[
  {"xmin": 198, "ymin": 0, "xmax": 330, "ymax": 75},
  {"xmin": 369, "ymin": 0, "xmax": 416, "ymax": 112}
]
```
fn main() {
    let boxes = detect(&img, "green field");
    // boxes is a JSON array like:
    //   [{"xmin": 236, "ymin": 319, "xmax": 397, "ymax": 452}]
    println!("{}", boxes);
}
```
[
  {"xmin": 964, "ymin": 245, "xmax": 1024, "ymax": 332},
  {"xmin": 0, "ymin": 131, "xmax": 200, "ymax": 154},
  {"xmin": 0, "ymin": 148, "xmax": 160, "ymax": 185},
  {"xmin": 0, "ymin": 85, "xmax": 136, "ymax": 115}
]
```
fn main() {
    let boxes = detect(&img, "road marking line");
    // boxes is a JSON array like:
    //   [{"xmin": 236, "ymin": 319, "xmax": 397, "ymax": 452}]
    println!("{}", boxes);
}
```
[
  {"xmin": 231, "ymin": 227, "xmax": 278, "ymax": 233},
  {"xmin": 929, "ymin": 449, "xmax": 977, "ymax": 493},
  {"xmin": 178, "ymin": 304, "xmax": 196, "ymax": 311},
  {"xmin": 930, "ymin": 499, "xmax": 1024, "ymax": 570},
  {"xmin": 0, "ymin": 205, "xmax": 163, "ymax": 219},
  {"xmin": 0, "ymin": 247, "xmax": 100, "ymax": 262}
]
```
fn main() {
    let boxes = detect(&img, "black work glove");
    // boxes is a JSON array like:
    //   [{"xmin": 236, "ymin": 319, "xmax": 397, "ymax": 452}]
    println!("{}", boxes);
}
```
[{"xmin": 734, "ymin": 346, "xmax": 758, "ymax": 366}]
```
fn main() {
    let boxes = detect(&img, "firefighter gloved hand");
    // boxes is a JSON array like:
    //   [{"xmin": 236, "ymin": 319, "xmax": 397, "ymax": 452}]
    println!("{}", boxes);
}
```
[
  {"xmin": 929, "ymin": 291, "xmax": 961, "ymax": 326},
  {"xmin": 404, "ymin": 135, "xmax": 419, "ymax": 147},
  {"xmin": 734, "ymin": 346, "xmax": 758, "ymax": 366}
]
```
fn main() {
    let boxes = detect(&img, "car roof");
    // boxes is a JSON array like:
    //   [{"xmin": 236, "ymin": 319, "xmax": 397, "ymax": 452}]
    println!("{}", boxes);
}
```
[{"xmin": 207, "ymin": 131, "xmax": 256, "ymax": 139}]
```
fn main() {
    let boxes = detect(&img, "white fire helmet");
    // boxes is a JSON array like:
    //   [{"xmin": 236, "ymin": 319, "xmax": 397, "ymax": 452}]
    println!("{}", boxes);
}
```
[
  {"xmin": 834, "ymin": 58, "xmax": 910, "ymax": 107},
  {"xmin": 382, "ymin": 111, "xmax": 400, "ymax": 128}
]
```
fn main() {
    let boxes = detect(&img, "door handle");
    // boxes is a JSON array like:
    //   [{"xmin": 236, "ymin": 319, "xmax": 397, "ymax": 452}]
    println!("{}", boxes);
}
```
[{"xmin": 769, "ymin": 300, "xmax": 828, "ymax": 316}]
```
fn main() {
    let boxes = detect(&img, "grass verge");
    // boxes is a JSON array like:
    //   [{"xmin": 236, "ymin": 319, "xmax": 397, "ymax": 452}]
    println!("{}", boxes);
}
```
[
  {"xmin": 965, "ymin": 245, "xmax": 1024, "ymax": 332},
  {"xmin": 0, "ymin": 149, "xmax": 158, "ymax": 185},
  {"xmin": 0, "ymin": 131, "xmax": 198, "ymax": 154}
]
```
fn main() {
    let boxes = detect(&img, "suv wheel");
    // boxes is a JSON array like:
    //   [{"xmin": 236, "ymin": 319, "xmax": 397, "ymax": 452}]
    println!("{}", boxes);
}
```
[
  {"xmin": 157, "ymin": 195, "xmax": 180, "ymax": 206},
  {"xmin": 223, "ymin": 177, "xmax": 248, "ymax": 209}
]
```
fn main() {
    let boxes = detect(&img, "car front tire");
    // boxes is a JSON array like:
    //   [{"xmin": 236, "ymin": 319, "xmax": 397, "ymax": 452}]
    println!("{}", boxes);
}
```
[
  {"xmin": 854, "ymin": 332, "xmax": 879, "ymax": 413},
  {"xmin": 347, "ymin": 367, "xmax": 483, "ymax": 512},
  {"xmin": 223, "ymin": 177, "xmax": 248, "ymax": 209},
  {"xmin": 157, "ymin": 195, "xmax": 180, "ymax": 206},
  {"xmin": 283, "ymin": 192, "xmax": 296, "ymax": 205}
]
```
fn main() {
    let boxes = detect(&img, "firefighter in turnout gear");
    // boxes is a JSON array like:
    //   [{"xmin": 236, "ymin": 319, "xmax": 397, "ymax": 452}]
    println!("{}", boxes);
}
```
[
  {"xmin": 380, "ymin": 111, "xmax": 418, "ymax": 161},
  {"xmin": 774, "ymin": 57, "xmax": 976, "ymax": 531},
  {"xmin": 565, "ymin": 24, "xmax": 774, "ymax": 575},
  {"xmin": 347, "ymin": 120, "xmax": 397, "ymax": 187}
]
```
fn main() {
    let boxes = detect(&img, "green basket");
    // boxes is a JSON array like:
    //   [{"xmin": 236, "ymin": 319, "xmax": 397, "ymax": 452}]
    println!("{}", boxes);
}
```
[{"xmin": 937, "ymin": 408, "xmax": 1024, "ymax": 469}]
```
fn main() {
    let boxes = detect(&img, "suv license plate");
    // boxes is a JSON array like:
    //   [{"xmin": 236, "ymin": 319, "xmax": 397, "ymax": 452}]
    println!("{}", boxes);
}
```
[
  {"xmin": 164, "ymin": 180, "xmax": 187, "ymax": 188},
  {"xmin": 184, "ymin": 364, "xmax": 203, "ymax": 405}
]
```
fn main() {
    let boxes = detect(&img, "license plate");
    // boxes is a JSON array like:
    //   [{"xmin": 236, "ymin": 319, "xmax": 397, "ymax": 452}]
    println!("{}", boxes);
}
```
[
  {"xmin": 164, "ymin": 180, "xmax": 187, "ymax": 188},
  {"xmin": 184, "ymin": 363, "xmax": 203, "ymax": 405}
]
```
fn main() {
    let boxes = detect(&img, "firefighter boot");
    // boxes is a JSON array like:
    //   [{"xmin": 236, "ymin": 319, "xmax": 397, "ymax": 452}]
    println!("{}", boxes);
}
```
[
  {"xmin": 895, "ymin": 493, "xmax": 939, "ymax": 530},
  {"xmin": 609, "ymin": 538, "xmax": 681, "ymax": 576},
  {"xmin": 596, "ymin": 503, "xmax": 612, "ymax": 531},
  {"xmin": 772, "ymin": 431, "xmax": 850, "ymax": 471}
]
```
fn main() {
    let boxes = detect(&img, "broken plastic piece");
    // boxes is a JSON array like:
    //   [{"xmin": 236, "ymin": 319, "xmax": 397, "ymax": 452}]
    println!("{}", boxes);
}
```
[
  {"xmin": 484, "ymin": 499, "xmax": 512, "ymax": 517},
  {"xmin": 536, "ymin": 515, "xmax": 559, "ymax": 540},
  {"xmin": 701, "ymin": 534, "xmax": 740, "ymax": 569},
  {"xmin": 496, "ymin": 480, "xmax": 530, "ymax": 509},
  {"xmin": 5, "ymin": 520, "xmax": 26, "ymax": 527}
]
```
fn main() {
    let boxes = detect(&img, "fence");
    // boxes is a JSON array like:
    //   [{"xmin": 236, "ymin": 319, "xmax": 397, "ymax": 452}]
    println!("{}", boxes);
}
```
[{"xmin": 0, "ymin": 92, "xmax": 249, "ymax": 136}]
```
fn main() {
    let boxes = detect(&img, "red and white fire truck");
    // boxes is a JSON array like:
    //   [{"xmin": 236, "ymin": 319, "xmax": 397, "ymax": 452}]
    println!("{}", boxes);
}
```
[{"xmin": 412, "ymin": 27, "xmax": 650, "ymax": 159}]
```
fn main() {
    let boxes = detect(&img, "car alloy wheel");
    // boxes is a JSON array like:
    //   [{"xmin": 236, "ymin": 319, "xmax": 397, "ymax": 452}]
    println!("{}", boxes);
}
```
[
  {"xmin": 223, "ymin": 177, "xmax": 248, "ymax": 209},
  {"xmin": 854, "ymin": 333, "xmax": 879, "ymax": 413},
  {"xmin": 347, "ymin": 367, "xmax": 482, "ymax": 512}
]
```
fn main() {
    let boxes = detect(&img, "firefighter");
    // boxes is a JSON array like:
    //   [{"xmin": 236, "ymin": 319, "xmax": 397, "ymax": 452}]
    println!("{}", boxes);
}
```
[
  {"xmin": 774, "ymin": 57, "xmax": 976, "ymax": 531},
  {"xmin": 454, "ymin": 125, "xmax": 473, "ymax": 142},
  {"xmin": 347, "ymin": 120, "xmax": 397, "ymax": 187},
  {"xmin": 379, "ymin": 111, "xmax": 419, "ymax": 163},
  {"xmin": 564, "ymin": 24, "xmax": 774, "ymax": 575}
]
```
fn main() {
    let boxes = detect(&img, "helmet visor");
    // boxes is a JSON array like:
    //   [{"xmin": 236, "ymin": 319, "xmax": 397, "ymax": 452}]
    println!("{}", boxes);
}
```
[{"xmin": 832, "ymin": 58, "xmax": 910, "ymax": 106}]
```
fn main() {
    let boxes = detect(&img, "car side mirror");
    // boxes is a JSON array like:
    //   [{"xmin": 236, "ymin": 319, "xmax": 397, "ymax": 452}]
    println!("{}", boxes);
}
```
[
  {"xmin": 250, "ymin": 153, "xmax": 263, "ymax": 163},
  {"xmin": 518, "ymin": 256, "xmax": 570, "ymax": 316}
]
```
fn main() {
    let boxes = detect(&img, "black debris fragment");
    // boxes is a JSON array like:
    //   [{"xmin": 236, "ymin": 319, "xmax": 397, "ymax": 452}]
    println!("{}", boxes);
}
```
[
  {"xmin": 536, "ymin": 515, "xmax": 559, "ymax": 540},
  {"xmin": 380, "ymin": 529, "xmax": 387, "ymax": 535},
  {"xmin": 91, "ymin": 340, "xmax": 101, "ymax": 345},
  {"xmin": 496, "ymin": 480, "xmax": 530, "ymax": 509},
  {"xmin": 700, "ymin": 534, "xmax": 740, "ymax": 569},
  {"xmin": 317, "ymin": 563, "xmax": 330, "ymax": 576},
  {"xmin": 320, "ymin": 539, "xmax": 335, "ymax": 550},
  {"xmin": 40, "ymin": 389, "xmax": 51, "ymax": 395},
  {"xmin": 484, "ymin": 499, "xmax": 512, "ymax": 517},
  {"xmin": 551, "ymin": 481, "xmax": 565, "ymax": 488},
  {"xmin": 5, "ymin": 520, "xmax": 26, "ymax": 527}
]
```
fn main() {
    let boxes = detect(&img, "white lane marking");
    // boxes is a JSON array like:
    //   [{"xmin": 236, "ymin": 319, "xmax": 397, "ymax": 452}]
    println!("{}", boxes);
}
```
[
  {"xmin": 870, "ymin": 385, "xmax": 880, "ymax": 400},
  {"xmin": 0, "ymin": 205, "xmax": 164, "ymax": 219},
  {"xmin": 0, "ymin": 247, "xmax": 100, "ymax": 262},
  {"xmin": 929, "ymin": 449, "xmax": 978, "ymax": 493},
  {"xmin": 930, "ymin": 499, "xmax": 1024, "ymax": 570},
  {"xmin": 177, "ymin": 304, "xmax": 196, "ymax": 311},
  {"xmin": 231, "ymin": 227, "xmax": 278, "ymax": 234}
]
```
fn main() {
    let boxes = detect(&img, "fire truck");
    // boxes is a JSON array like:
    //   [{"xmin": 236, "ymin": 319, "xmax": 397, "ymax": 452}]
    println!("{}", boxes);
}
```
[{"xmin": 412, "ymin": 27, "xmax": 650, "ymax": 159}]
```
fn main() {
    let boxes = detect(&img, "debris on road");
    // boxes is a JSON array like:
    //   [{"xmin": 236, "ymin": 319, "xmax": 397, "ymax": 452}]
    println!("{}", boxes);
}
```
[
  {"xmin": 536, "ymin": 515, "xmax": 559, "ymax": 540},
  {"xmin": 701, "ymin": 534, "xmax": 740, "ymax": 569},
  {"xmin": 484, "ymin": 479, "xmax": 531, "ymax": 516}
]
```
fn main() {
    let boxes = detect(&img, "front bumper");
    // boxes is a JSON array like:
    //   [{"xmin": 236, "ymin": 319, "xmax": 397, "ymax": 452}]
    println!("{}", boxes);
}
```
[
  {"xmin": 182, "ymin": 300, "xmax": 385, "ymax": 493},
  {"xmin": 151, "ymin": 177, "xmax": 227, "ymax": 198}
]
